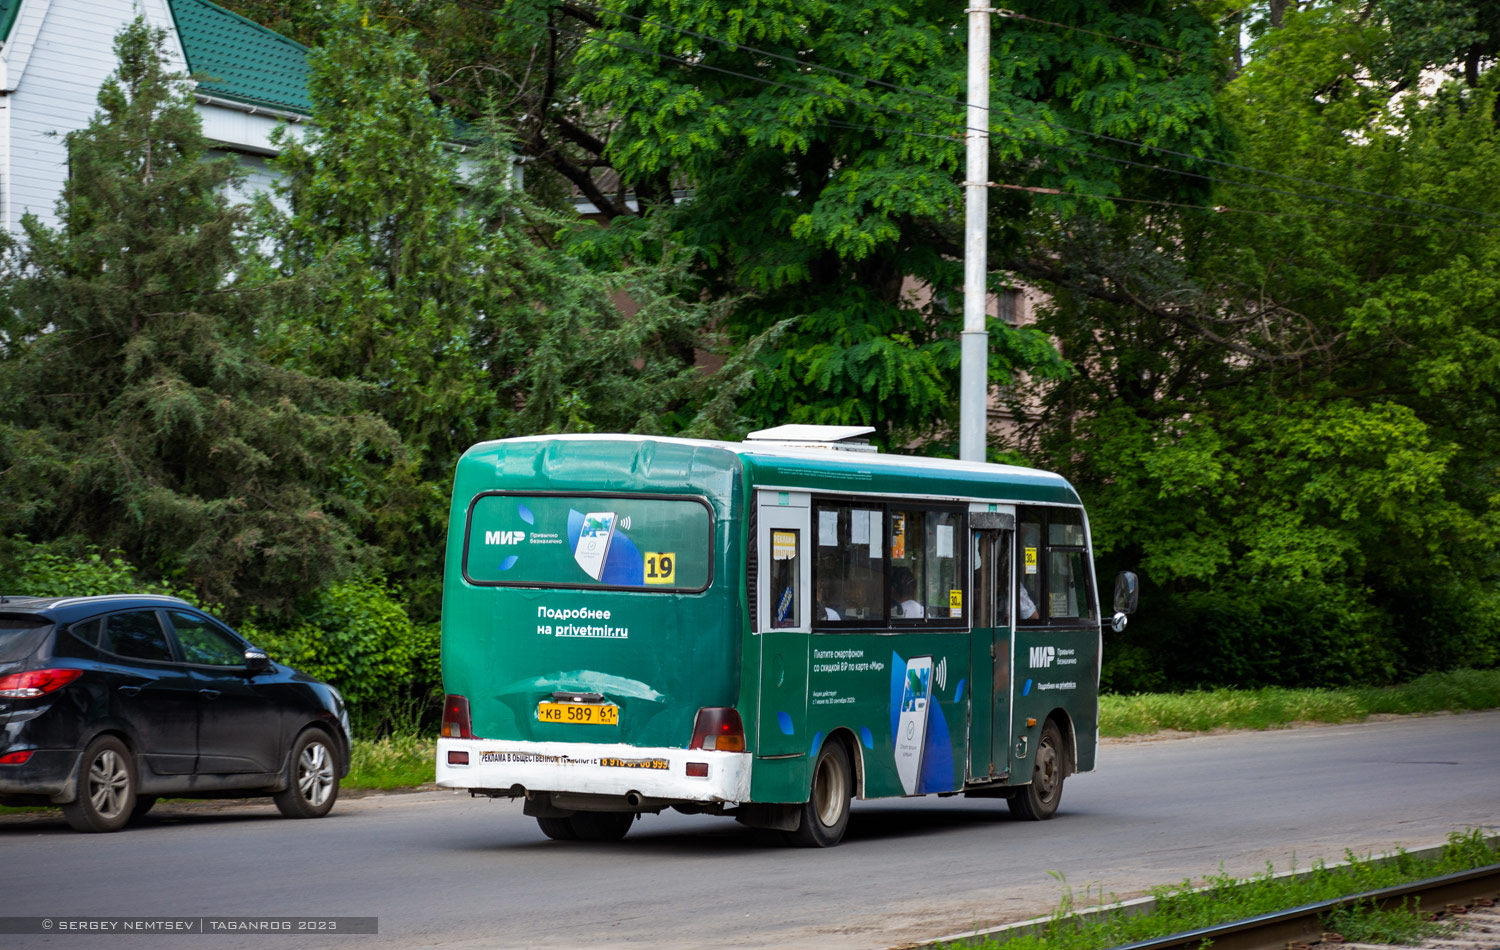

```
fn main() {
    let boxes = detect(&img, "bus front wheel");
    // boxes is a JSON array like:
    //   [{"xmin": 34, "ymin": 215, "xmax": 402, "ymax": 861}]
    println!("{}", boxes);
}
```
[
  {"xmin": 1008, "ymin": 720, "xmax": 1064, "ymax": 821},
  {"xmin": 790, "ymin": 739, "xmax": 852, "ymax": 847}
]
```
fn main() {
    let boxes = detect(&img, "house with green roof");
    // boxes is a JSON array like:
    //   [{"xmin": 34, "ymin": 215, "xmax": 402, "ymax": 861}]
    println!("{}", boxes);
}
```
[{"xmin": 0, "ymin": 0, "xmax": 310, "ymax": 234}]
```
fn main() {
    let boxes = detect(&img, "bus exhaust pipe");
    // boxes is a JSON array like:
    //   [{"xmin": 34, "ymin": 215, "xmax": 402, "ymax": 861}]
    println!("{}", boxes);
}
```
[{"xmin": 626, "ymin": 791, "xmax": 644, "ymax": 808}]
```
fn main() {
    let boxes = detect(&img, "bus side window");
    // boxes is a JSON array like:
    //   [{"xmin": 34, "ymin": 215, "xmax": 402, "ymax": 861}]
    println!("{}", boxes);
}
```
[
  {"xmin": 771, "ymin": 529, "xmax": 802, "ymax": 628},
  {"xmin": 972, "ymin": 532, "xmax": 1011, "ymax": 628},
  {"xmin": 922, "ymin": 510, "xmax": 962, "ymax": 619},
  {"xmin": 889, "ymin": 509, "xmax": 925, "ymax": 620},
  {"xmin": 1048, "ymin": 550, "xmax": 1090, "ymax": 620},
  {"xmin": 1047, "ymin": 511, "xmax": 1094, "ymax": 621},
  {"xmin": 996, "ymin": 534, "xmax": 1012, "ymax": 627},
  {"xmin": 1017, "ymin": 518, "xmax": 1043, "ymax": 624},
  {"xmin": 972, "ymin": 535, "xmax": 992, "ymax": 629},
  {"xmin": 815, "ymin": 505, "xmax": 885, "ymax": 625}
]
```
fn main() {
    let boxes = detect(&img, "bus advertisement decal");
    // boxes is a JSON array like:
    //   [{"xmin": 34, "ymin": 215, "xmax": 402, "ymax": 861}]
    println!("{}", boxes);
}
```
[
  {"xmin": 887, "ymin": 651, "xmax": 959, "ymax": 795},
  {"xmin": 464, "ymin": 494, "xmax": 711, "ymax": 590}
]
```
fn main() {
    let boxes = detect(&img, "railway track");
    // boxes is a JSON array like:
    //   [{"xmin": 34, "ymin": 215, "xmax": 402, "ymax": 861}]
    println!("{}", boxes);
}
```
[
  {"xmin": 1103, "ymin": 863, "xmax": 1500, "ymax": 950},
  {"xmin": 921, "ymin": 858, "xmax": 1500, "ymax": 950}
]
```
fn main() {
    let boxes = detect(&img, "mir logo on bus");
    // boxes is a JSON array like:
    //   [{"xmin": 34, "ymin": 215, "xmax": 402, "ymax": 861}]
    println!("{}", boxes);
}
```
[
  {"xmin": 485, "ymin": 531, "xmax": 526, "ymax": 545},
  {"xmin": 1029, "ymin": 646, "xmax": 1056, "ymax": 668}
]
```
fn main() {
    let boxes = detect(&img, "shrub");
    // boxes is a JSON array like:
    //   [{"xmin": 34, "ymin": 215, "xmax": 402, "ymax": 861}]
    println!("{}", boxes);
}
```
[
  {"xmin": 2, "ymin": 536, "xmax": 186, "ymax": 599},
  {"xmin": 245, "ymin": 578, "xmax": 439, "ymax": 736}
]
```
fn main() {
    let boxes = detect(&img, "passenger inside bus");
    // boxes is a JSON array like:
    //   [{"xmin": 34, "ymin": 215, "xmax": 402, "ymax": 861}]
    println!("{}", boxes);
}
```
[
  {"xmin": 816, "ymin": 572, "xmax": 842, "ymax": 620},
  {"xmin": 1018, "ymin": 582, "xmax": 1039, "ymax": 621},
  {"xmin": 891, "ymin": 566, "xmax": 924, "ymax": 618}
]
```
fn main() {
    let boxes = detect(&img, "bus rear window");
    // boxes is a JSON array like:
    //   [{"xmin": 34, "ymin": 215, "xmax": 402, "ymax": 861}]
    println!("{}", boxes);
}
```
[{"xmin": 462, "ymin": 493, "xmax": 712, "ymax": 591}]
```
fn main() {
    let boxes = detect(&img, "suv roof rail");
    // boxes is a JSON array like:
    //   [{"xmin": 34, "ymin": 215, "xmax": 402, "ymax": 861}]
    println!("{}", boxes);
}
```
[{"xmin": 47, "ymin": 593, "xmax": 192, "ymax": 609}]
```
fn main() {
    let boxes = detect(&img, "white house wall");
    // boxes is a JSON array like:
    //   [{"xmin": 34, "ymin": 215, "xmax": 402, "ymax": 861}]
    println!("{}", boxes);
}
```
[
  {"xmin": 207, "ymin": 146, "xmax": 285, "ymax": 215},
  {"xmin": 1, "ymin": 0, "xmax": 284, "ymax": 235},
  {"xmin": 197, "ymin": 101, "xmax": 303, "ymax": 157}
]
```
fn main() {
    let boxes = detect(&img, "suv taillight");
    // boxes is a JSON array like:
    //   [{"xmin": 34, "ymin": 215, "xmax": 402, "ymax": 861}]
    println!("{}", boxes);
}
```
[
  {"xmin": 441, "ymin": 694, "xmax": 474, "ymax": 739},
  {"xmin": 0, "ymin": 669, "xmax": 83, "ymax": 698},
  {"xmin": 689, "ymin": 707, "xmax": 746, "ymax": 752}
]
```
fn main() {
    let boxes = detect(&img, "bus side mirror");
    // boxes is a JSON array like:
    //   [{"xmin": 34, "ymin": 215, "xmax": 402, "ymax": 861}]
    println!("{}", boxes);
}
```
[{"xmin": 1111, "ymin": 571, "xmax": 1139, "ymax": 632}]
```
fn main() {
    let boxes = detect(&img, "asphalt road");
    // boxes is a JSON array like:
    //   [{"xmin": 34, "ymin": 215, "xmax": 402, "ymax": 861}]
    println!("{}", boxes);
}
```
[{"xmin": 3, "ymin": 711, "xmax": 1497, "ymax": 950}]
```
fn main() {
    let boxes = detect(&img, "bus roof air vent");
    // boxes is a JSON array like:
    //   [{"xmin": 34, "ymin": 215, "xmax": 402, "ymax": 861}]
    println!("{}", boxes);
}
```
[{"xmin": 743, "ymin": 425, "xmax": 879, "ymax": 453}]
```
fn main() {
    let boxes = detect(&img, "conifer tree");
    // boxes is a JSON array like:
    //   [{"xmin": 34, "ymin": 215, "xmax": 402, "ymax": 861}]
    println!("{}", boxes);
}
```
[
  {"xmin": 263, "ymin": 4, "xmax": 766, "ymax": 615},
  {"xmin": 0, "ymin": 20, "xmax": 393, "ymax": 615}
]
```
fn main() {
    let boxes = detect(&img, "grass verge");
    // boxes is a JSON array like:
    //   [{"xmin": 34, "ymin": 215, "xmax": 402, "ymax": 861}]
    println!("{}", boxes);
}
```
[
  {"xmin": 940, "ymin": 830, "xmax": 1499, "ymax": 950},
  {"xmin": 1323, "ymin": 897, "xmax": 1456, "ymax": 945},
  {"xmin": 1100, "ymin": 668, "xmax": 1500, "ymax": 737},
  {"xmin": 346, "ymin": 733, "xmax": 436, "ymax": 790}
]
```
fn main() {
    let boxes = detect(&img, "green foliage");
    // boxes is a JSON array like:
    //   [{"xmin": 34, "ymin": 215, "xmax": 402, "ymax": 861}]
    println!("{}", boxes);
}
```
[
  {"xmin": 346, "ymin": 734, "xmax": 436, "ymax": 789},
  {"xmin": 1323, "ymin": 898, "xmax": 1455, "ymax": 945},
  {"xmin": 1023, "ymin": 2, "xmax": 1500, "ymax": 691},
  {"xmin": 245, "ymin": 578, "xmax": 438, "ymax": 736},
  {"xmin": 1098, "ymin": 669, "xmax": 1500, "ymax": 737},
  {"xmin": 257, "ymin": 4, "xmax": 498, "ymax": 616},
  {"xmin": 568, "ymin": 0, "xmax": 1222, "ymax": 445},
  {"xmin": 0, "ymin": 20, "xmax": 393, "ymax": 618},
  {"xmin": 259, "ymin": 6, "xmax": 766, "ymax": 618},
  {"xmin": 2, "ymin": 536, "xmax": 184, "ymax": 599}
]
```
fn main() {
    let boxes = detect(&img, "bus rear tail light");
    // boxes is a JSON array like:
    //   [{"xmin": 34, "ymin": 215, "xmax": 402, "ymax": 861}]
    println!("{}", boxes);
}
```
[
  {"xmin": 0, "ymin": 668, "xmax": 83, "ymax": 698},
  {"xmin": 441, "ymin": 694, "xmax": 475, "ymax": 739},
  {"xmin": 689, "ymin": 707, "xmax": 745, "ymax": 752}
]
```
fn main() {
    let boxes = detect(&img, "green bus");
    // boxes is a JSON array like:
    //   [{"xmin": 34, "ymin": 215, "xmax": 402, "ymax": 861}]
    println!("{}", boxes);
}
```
[{"xmin": 435, "ymin": 426, "xmax": 1137, "ymax": 847}]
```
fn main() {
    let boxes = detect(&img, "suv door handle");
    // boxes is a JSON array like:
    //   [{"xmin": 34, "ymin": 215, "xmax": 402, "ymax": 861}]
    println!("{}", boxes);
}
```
[
  {"xmin": 117, "ymin": 685, "xmax": 142, "ymax": 696},
  {"xmin": 199, "ymin": 689, "xmax": 221, "ymax": 700}
]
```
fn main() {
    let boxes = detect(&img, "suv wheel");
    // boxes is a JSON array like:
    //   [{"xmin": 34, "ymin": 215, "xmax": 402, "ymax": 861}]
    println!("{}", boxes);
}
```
[
  {"xmin": 272, "ymin": 729, "xmax": 339, "ymax": 819},
  {"xmin": 61, "ymin": 736, "xmax": 136, "ymax": 833}
]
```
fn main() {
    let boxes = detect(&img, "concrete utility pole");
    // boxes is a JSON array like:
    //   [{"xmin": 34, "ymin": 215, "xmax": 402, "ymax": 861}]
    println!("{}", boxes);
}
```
[{"xmin": 958, "ymin": 3, "xmax": 990, "ymax": 463}]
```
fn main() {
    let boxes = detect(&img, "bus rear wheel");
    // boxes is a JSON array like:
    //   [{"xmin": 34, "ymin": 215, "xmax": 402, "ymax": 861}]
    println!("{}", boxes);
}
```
[
  {"xmin": 536, "ymin": 816, "xmax": 578, "ymax": 840},
  {"xmin": 538, "ymin": 811, "xmax": 633, "ymax": 842},
  {"xmin": 1008, "ymin": 720, "xmax": 1064, "ymax": 821},
  {"xmin": 571, "ymin": 811, "xmax": 634, "ymax": 841},
  {"xmin": 790, "ymin": 739, "xmax": 852, "ymax": 848}
]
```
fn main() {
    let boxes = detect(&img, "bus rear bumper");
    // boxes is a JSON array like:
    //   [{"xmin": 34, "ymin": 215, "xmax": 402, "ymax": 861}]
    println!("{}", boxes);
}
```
[{"xmin": 435, "ymin": 738, "xmax": 752, "ymax": 804}]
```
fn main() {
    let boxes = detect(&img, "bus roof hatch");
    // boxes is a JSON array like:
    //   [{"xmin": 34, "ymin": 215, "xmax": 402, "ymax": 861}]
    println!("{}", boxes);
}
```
[{"xmin": 744, "ymin": 425, "xmax": 879, "ymax": 453}]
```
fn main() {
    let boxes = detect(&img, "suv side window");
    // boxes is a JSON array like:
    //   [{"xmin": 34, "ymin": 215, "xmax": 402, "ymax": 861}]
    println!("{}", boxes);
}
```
[
  {"xmin": 67, "ymin": 618, "xmax": 103, "ymax": 647},
  {"xmin": 49, "ymin": 617, "xmax": 102, "ymax": 659},
  {"xmin": 101, "ymin": 610, "xmax": 174, "ymax": 663},
  {"xmin": 169, "ymin": 611, "xmax": 245, "ymax": 666}
]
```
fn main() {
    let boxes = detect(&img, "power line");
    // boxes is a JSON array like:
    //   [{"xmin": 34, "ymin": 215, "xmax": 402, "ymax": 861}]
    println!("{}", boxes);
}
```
[
  {"xmin": 474, "ymin": 3, "xmax": 1500, "ymax": 232},
  {"xmin": 986, "ymin": 6, "xmax": 1188, "ymax": 60},
  {"xmin": 547, "ymin": 0, "xmax": 1500, "ymax": 223},
  {"xmin": 989, "ymin": 183, "xmax": 1497, "ymax": 235}
]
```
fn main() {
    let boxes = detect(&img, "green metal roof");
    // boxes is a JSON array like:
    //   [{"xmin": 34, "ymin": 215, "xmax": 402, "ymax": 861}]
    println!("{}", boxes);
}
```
[
  {"xmin": 169, "ymin": 0, "xmax": 310, "ymax": 115},
  {"xmin": 0, "ymin": 0, "xmax": 21, "ymax": 44}
]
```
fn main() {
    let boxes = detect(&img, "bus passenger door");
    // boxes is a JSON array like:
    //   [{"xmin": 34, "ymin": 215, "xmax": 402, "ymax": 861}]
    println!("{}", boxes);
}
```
[
  {"xmin": 969, "ymin": 507, "xmax": 1015, "ymax": 782},
  {"xmin": 754, "ymin": 491, "xmax": 812, "ymax": 759}
]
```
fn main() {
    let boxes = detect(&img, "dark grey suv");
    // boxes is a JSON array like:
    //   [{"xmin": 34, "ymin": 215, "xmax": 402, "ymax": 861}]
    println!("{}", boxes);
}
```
[{"xmin": 0, "ymin": 594, "xmax": 350, "ymax": 832}]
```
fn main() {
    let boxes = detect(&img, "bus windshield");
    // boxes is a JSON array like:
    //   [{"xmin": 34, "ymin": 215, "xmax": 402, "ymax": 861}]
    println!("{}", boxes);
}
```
[{"xmin": 461, "ymin": 492, "xmax": 712, "ymax": 591}]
